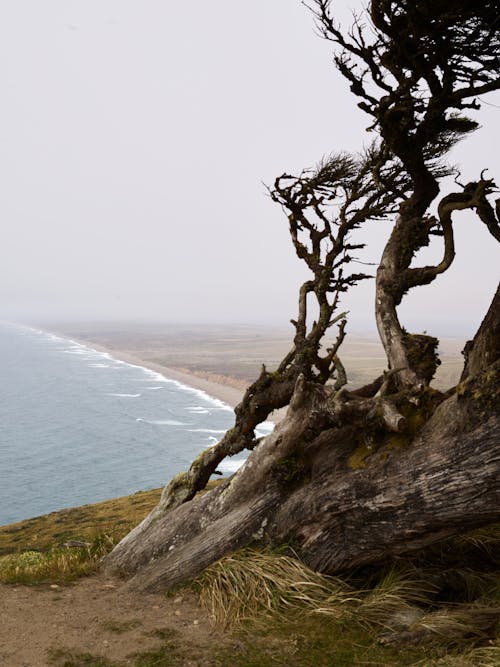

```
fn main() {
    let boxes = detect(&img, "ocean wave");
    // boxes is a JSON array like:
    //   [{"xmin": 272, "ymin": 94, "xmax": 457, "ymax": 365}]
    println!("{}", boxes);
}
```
[
  {"xmin": 23, "ymin": 326, "xmax": 232, "ymax": 413},
  {"xmin": 218, "ymin": 459, "xmax": 246, "ymax": 473},
  {"xmin": 89, "ymin": 363, "xmax": 110, "ymax": 368},
  {"xmin": 124, "ymin": 366, "xmax": 225, "ymax": 412},
  {"xmin": 187, "ymin": 428, "xmax": 226, "ymax": 434},
  {"xmin": 133, "ymin": 372, "xmax": 233, "ymax": 412},
  {"xmin": 136, "ymin": 418, "xmax": 190, "ymax": 426},
  {"xmin": 255, "ymin": 421, "xmax": 275, "ymax": 437},
  {"xmin": 186, "ymin": 406, "xmax": 210, "ymax": 414},
  {"xmin": 1, "ymin": 323, "xmax": 238, "ymax": 523},
  {"xmin": 45, "ymin": 333, "xmax": 65, "ymax": 342}
]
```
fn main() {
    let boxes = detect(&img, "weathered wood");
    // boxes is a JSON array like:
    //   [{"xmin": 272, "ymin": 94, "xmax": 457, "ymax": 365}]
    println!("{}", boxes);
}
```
[
  {"xmin": 103, "ymin": 362, "xmax": 500, "ymax": 592},
  {"xmin": 274, "ymin": 366, "xmax": 500, "ymax": 573},
  {"xmin": 461, "ymin": 282, "xmax": 500, "ymax": 381}
]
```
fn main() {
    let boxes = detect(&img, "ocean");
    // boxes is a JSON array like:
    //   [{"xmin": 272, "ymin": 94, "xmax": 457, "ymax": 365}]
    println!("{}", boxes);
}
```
[{"xmin": 0, "ymin": 323, "xmax": 272, "ymax": 525}]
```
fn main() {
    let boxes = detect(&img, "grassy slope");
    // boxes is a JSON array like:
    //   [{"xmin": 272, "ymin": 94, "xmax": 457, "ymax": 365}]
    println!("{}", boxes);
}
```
[
  {"xmin": 1, "ymin": 489, "xmax": 499, "ymax": 667},
  {"xmin": 0, "ymin": 488, "xmax": 162, "ymax": 557}
]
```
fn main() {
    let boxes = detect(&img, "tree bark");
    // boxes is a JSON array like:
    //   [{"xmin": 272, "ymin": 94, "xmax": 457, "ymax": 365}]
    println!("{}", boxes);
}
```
[
  {"xmin": 375, "ymin": 182, "xmax": 496, "ymax": 388},
  {"xmin": 104, "ymin": 359, "xmax": 500, "ymax": 592},
  {"xmin": 461, "ymin": 282, "xmax": 500, "ymax": 381}
]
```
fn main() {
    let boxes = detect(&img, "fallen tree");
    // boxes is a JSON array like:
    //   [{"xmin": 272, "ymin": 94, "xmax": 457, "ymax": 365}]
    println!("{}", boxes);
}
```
[{"xmin": 104, "ymin": 0, "xmax": 500, "ymax": 591}]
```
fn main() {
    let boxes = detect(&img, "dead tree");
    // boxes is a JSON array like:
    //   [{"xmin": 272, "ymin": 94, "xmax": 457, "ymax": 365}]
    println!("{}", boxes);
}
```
[{"xmin": 104, "ymin": 1, "xmax": 500, "ymax": 590}]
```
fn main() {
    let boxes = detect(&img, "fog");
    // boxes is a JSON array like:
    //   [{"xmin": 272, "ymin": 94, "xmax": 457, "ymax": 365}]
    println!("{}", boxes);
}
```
[{"xmin": 1, "ymin": 1, "xmax": 498, "ymax": 337}]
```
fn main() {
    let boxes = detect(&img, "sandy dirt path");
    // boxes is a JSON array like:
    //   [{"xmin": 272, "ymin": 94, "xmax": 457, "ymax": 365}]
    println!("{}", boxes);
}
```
[{"xmin": 0, "ymin": 574, "xmax": 220, "ymax": 666}]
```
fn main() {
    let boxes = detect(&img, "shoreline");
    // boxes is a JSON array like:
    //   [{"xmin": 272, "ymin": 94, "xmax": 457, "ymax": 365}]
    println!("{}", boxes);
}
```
[
  {"xmin": 33, "ymin": 325, "xmax": 246, "ymax": 410},
  {"xmin": 59, "ymin": 333, "xmax": 287, "ymax": 424},
  {"xmin": 78, "ymin": 342, "xmax": 245, "ymax": 410},
  {"xmin": 68, "ymin": 340, "xmax": 289, "ymax": 423}
]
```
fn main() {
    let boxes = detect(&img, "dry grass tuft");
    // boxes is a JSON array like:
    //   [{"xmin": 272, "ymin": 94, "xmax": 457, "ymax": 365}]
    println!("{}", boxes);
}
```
[
  {"xmin": 196, "ymin": 546, "xmax": 500, "ymax": 660},
  {"xmin": 196, "ymin": 548, "xmax": 356, "ymax": 628},
  {"xmin": 195, "ymin": 550, "xmax": 441, "ymax": 631},
  {"xmin": 416, "ymin": 643, "xmax": 500, "ymax": 666},
  {"xmin": 414, "ymin": 605, "xmax": 500, "ymax": 641},
  {"xmin": 357, "ymin": 566, "xmax": 436, "ymax": 628}
]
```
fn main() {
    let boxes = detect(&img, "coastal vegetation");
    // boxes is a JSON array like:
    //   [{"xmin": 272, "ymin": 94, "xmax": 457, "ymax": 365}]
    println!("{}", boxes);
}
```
[{"xmin": 0, "ymin": 489, "xmax": 160, "ymax": 584}]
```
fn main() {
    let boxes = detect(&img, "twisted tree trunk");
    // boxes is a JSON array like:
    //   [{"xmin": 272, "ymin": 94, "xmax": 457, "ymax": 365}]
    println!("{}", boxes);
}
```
[
  {"xmin": 375, "ymin": 181, "xmax": 495, "ymax": 388},
  {"xmin": 103, "ymin": 287, "xmax": 500, "ymax": 592}
]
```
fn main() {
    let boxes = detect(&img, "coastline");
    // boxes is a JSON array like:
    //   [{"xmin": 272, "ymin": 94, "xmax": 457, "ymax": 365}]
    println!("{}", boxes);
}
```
[
  {"xmin": 74, "ymin": 342, "xmax": 245, "ymax": 410},
  {"xmin": 54, "ymin": 332, "xmax": 287, "ymax": 424},
  {"xmin": 31, "ymin": 325, "xmax": 244, "ymax": 409}
]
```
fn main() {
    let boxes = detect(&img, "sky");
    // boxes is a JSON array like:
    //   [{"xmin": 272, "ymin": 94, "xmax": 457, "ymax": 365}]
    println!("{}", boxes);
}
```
[{"xmin": 1, "ymin": 1, "xmax": 498, "ymax": 337}]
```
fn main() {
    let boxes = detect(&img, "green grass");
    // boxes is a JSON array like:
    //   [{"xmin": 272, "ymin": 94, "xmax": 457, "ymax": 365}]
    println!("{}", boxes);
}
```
[
  {"xmin": 48, "ymin": 649, "xmax": 118, "ymax": 667},
  {"xmin": 49, "ymin": 637, "xmax": 185, "ymax": 667},
  {"xmin": 130, "ymin": 644, "xmax": 181, "ymax": 667},
  {"xmin": 0, "ymin": 488, "xmax": 163, "ymax": 558},
  {"xmin": 0, "ymin": 482, "xmax": 221, "ymax": 585},
  {"xmin": 0, "ymin": 534, "xmax": 116, "ymax": 584},
  {"xmin": 0, "ymin": 488, "xmax": 156, "ymax": 583},
  {"xmin": 211, "ymin": 615, "xmax": 431, "ymax": 667}
]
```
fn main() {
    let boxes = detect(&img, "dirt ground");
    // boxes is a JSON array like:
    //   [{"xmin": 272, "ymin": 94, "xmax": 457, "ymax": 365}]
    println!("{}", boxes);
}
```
[{"xmin": 0, "ymin": 574, "xmax": 220, "ymax": 667}]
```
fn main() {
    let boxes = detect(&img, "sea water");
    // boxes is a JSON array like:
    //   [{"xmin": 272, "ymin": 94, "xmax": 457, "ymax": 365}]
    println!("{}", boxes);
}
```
[{"xmin": 0, "ymin": 323, "xmax": 273, "ymax": 525}]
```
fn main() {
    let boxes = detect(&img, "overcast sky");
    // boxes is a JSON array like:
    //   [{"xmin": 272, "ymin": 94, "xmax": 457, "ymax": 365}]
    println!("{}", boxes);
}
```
[{"xmin": 1, "ymin": 1, "xmax": 498, "ymax": 337}]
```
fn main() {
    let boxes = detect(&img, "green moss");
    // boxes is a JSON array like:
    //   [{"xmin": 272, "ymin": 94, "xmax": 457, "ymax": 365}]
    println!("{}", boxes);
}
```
[
  {"xmin": 402, "ymin": 333, "xmax": 441, "ymax": 383},
  {"xmin": 456, "ymin": 363, "xmax": 499, "ymax": 424},
  {"xmin": 398, "ymin": 388, "xmax": 442, "ymax": 433},
  {"xmin": 348, "ymin": 388, "xmax": 444, "ymax": 470},
  {"xmin": 347, "ymin": 439, "xmax": 374, "ymax": 469},
  {"xmin": 272, "ymin": 452, "xmax": 309, "ymax": 485},
  {"xmin": 384, "ymin": 433, "xmax": 411, "ymax": 451}
]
